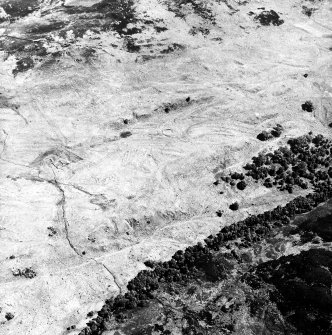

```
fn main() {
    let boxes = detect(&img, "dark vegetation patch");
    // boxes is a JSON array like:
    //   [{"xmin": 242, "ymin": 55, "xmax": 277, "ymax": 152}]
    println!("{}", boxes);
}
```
[
  {"xmin": 47, "ymin": 226, "xmax": 57, "ymax": 237},
  {"xmin": 26, "ymin": 21, "xmax": 67, "ymax": 35},
  {"xmin": 12, "ymin": 267, "xmax": 37, "ymax": 279},
  {"xmin": 14, "ymin": 39, "xmax": 46, "ymax": 57},
  {"xmin": 63, "ymin": 0, "xmax": 138, "ymax": 37},
  {"xmin": 0, "ymin": 0, "xmax": 200, "ymax": 71},
  {"xmin": 302, "ymin": 100, "xmax": 314, "ymax": 112},
  {"xmin": 57, "ymin": 22, "xmax": 99, "ymax": 40},
  {"xmin": 160, "ymin": 43, "xmax": 185, "ymax": 54},
  {"xmin": 296, "ymin": 213, "xmax": 332, "ymax": 242},
  {"xmin": 244, "ymin": 249, "xmax": 332, "ymax": 335},
  {"xmin": 0, "ymin": 36, "xmax": 46, "ymax": 57},
  {"xmin": 81, "ymin": 47, "xmax": 97, "ymax": 63},
  {"xmin": 229, "ymin": 202, "xmax": 239, "ymax": 211},
  {"xmin": 30, "ymin": 148, "xmax": 83, "ymax": 168},
  {"xmin": 302, "ymin": 6, "xmax": 317, "ymax": 17},
  {"xmin": 1, "ymin": 0, "xmax": 40, "ymax": 21},
  {"xmin": 189, "ymin": 26, "xmax": 210, "ymax": 36},
  {"xmin": 124, "ymin": 37, "xmax": 140, "ymax": 53},
  {"xmin": 254, "ymin": 10, "xmax": 284, "ymax": 26},
  {"xmin": 76, "ymin": 187, "xmax": 332, "ymax": 334},
  {"xmin": 5, "ymin": 312, "xmax": 14, "ymax": 321},
  {"xmin": 12, "ymin": 57, "xmax": 34, "ymax": 76},
  {"xmin": 60, "ymin": 0, "xmax": 170, "ymax": 53},
  {"xmin": 154, "ymin": 26, "xmax": 168, "ymax": 33},
  {"xmin": 166, "ymin": 0, "xmax": 217, "ymax": 24},
  {"xmin": 0, "ymin": 93, "xmax": 19, "ymax": 110},
  {"xmin": 38, "ymin": 53, "xmax": 61, "ymax": 70},
  {"xmin": 0, "ymin": 37, "xmax": 25, "ymax": 55},
  {"xmin": 76, "ymin": 131, "xmax": 332, "ymax": 334},
  {"xmin": 236, "ymin": 180, "xmax": 247, "ymax": 190},
  {"xmin": 257, "ymin": 124, "xmax": 283, "ymax": 141},
  {"xmin": 256, "ymin": 130, "xmax": 272, "ymax": 141},
  {"xmin": 60, "ymin": 0, "xmax": 145, "ymax": 53},
  {"xmin": 156, "ymin": 96, "xmax": 193, "ymax": 115},
  {"xmin": 216, "ymin": 209, "xmax": 223, "ymax": 217},
  {"xmin": 218, "ymin": 133, "xmax": 331, "ymax": 194},
  {"xmin": 120, "ymin": 131, "xmax": 132, "ymax": 139},
  {"xmin": 0, "ymin": 0, "xmax": 172, "ymax": 68}
]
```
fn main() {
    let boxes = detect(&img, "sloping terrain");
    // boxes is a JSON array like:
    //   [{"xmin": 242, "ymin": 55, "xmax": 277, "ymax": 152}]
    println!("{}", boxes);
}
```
[
  {"xmin": 77, "ymin": 133, "xmax": 332, "ymax": 335},
  {"xmin": 0, "ymin": 0, "xmax": 331, "ymax": 334}
]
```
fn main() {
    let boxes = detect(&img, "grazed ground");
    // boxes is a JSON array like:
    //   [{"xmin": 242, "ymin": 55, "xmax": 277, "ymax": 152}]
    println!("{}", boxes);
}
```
[{"xmin": 0, "ymin": 0, "xmax": 331, "ymax": 334}]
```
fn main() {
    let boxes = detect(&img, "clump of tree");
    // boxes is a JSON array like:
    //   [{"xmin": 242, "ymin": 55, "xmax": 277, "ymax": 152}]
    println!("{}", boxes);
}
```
[
  {"xmin": 254, "ymin": 10, "xmax": 284, "ymax": 26},
  {"xmin": 5, "ymin": 312, "xmax": 14, "ymax": 321},
  {"xmin": 257, "ymin": 124, "xmax": 283, "ymax": 141},
  {"xmin": 244, "ymin": 133, "xmax": 332, "ymax": 193},
  {"xmin": 229, "ymin": 202, "xmax": 239, "ymax": 211},
  {"xmin": 77, "ymin": 133, "xmax": 332, "ymax": 335},
  {"xmin": 301, "ymin": 101, "xmax": 314, "ymax": 112},
  {"xmin": 120, "ymin": 131, "xmax": 132, "ymax": 138},
  {"xmin": 237, "ymin": 180, "xmax": 247, "ymax": 190},
  {"xmin": 257, "ymin": 130, "xmax": 273, "ymax": 141},
  {"xmin": 12, "ymin": 267, "xmax": 36, "ymax": 279}
]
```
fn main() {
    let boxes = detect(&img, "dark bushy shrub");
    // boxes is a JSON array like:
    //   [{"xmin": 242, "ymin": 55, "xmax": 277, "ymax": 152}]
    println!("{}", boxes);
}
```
[
  {"xmin": 257, "ymin": 124, "xmax": 283, "ymax": 141},
  {"xmin": 237, "ymin": 180, "xmax": 247, "ymax": 190},
  {"xmin": 254, "ymin": 10, "xmax": 284, "ymax": 26},
  {"xmin": 301, "ymin": 101, "xmax": 314, "ymax": 113},
  {"xmin": 120, "ymin": 131, "xmax": 132, "ymax": 138},
  {"xmin": 5, "ymin": 313, "xmax": 14, "ymax": 321},
  {"xmin": 257, "ymin": 130, "xmax": 272, "ymax": 141},
  {"xmin": 229, "ymin": 202, "xmax": 239, "ymax": 211}
]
